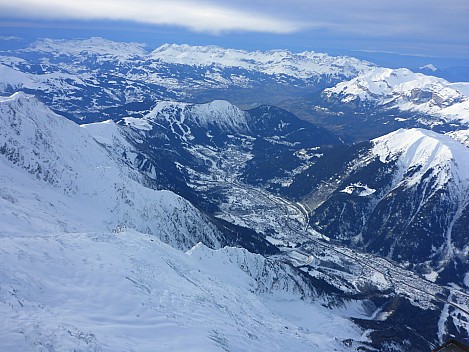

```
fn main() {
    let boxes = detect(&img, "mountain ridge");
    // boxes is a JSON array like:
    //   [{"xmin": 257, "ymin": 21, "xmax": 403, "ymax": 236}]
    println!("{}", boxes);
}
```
[
  {"xmin": 0, "ymin": 92, "xmax": 223, "ymax": 249},
  {"xmin": 280, "ymin": 127, "xmax": 469, "ymax": 284},
  {"xmin": 2, "ymin": 37, "xmax": 468, "ymax": 140},
  {"xmin": 324, "ymin": 67, "xmax": 469, "ymax": 125}
]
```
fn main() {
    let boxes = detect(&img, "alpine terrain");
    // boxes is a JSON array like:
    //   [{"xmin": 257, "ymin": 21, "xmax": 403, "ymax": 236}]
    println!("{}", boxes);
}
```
[{"xmin": 1, "ymin": 38, "xmax": 468, "ymax": 352}]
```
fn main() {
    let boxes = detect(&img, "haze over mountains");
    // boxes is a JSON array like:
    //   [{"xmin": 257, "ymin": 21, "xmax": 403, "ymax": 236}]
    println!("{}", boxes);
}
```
[{"xmin": 1, "ymin": 38, "xmax": 468, "ymax": 351}]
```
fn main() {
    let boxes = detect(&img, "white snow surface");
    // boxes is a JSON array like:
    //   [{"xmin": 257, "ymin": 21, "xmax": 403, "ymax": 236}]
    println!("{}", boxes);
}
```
[
  {"xmin": 151, "ymin": 43, "xmax": 374, "ymax": 79},
  {"xmin": 340, "ymin": 183, "xmax": 376, "ymax": 196},
  {"xmin": 324, "ymin": 67, "xmax": 469, "ymax": 124},
  {"xmin": 0, "ymin": 63, "xmax": 87, "ymax": 98},
  {"xmin": 81, "ymin": 119, "xmax": 134, "ymax": 146},
  {"xmin": 0, "ymin": 231, "xmax": 363, "ymax": 352},
  {"xmin": 372, "ymin": 128, "xmax": 469, "ymax": 190},
  {"xmin": 121, "ymin": 116, "xmax": 153, "ymax": 131},
  {"xmin": 447, "ymin": 129, "xmax": 469, "ymax": 147}
]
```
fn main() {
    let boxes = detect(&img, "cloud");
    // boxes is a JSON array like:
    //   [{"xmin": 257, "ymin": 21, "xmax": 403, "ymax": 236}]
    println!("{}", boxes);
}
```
[
  {"xmin": 233, "ymin": 0, "xmax": 469, "ymax": 56},
  {"xmin": 2, "ymin": 0, "xmax": 467, "ymax": 40},
  {"xmin": 228, "ymin": 0, "xmax": 469, "ymax": 38},
  {"xmin": 0, "ymin": 0, "xmax": 305, "ymax": 34},
  {"xmin": 1, "ymin": 0, "xmax": 467, "ymax": 57}
]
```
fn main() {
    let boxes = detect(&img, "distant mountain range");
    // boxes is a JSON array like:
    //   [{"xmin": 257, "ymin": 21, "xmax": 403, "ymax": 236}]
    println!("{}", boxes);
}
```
[{"xmin": 1, "ymin": 37, "xmax": 468, "ymax": 140}]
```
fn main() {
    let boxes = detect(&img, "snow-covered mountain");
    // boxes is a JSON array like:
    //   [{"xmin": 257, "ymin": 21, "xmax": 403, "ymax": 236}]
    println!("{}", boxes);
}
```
[
  {"xmin": 151, "ymin": 43, "xmax": 374, "ymax": 79},
  {"xmin": 323, "ymin": 67, "xmax": 469, "ymax": 126},
  {"xmin": 0, "ymin": 37, "xmax": 376, "ymax": 121},
  {"xmin": 1, "ymin": 229, "xmax": 372, "ymax": 352},
  {"xmin": 79, "ymin": 93, "xmax": 469, "ymax": 348},
  {"xmin": 0, "ymin": 92, "xmax": 223, "ymax": 249},
  {"xmin": 0, "ymin": 94, "xmax": 375, "ymax": 352},
  {"xmin": 25, "ymin": 36, "xmax": 148, "ymax": 60},
  {"xmin": 2, "ymin": 37, "xmax": 469, "ymax": 350},
  {"xmin": 2, "ymin": 37, "xmax": 468, "ymax": 139},
  {"xmin": 136, "ymin": 99, "xmax": 251, "ymax": 135},
  {"xmin": 107, "ymin": 98, "xmax": 342, "ymax": 216},
  {"xmin": 284, "ymin": 128, "xmax": 469, "ymax": 285},
  {"xmin": 3, "ymin": 90, "xmax": 467, "ymax": 350}
]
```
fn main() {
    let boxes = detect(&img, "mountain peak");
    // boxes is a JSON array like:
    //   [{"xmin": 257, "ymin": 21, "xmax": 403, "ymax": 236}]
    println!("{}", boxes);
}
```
[
  {"xmin": 139, "ymin": 99, "xmax": 249, "ymax": 134},
  {"xmin": 373, "ymin": 128, "xmax": 469, "ymax": 187}
]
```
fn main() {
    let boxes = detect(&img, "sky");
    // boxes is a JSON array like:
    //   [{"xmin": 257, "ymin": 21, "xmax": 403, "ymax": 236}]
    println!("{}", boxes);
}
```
[{"xmin": 0, "ymin": 0, "xmax": 468, "ymax": 59}]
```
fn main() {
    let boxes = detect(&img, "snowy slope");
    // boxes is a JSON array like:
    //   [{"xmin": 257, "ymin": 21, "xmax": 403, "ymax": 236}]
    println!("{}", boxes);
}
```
[
  {"xmin": 0, "ymin": 92, "xmax": 370, "ymax": 352},
  {"xmin": 447, "ymin": 129, "xmax": 469, "ymax": 147},
  {"xmin": 0, "ymin": 230, "xmax": 365, "ymax": 352},
  {"xmin": 373, "ymin": 128, "xmax": 469, "ymax": 190},
  {"xmin": 0, "ymin": 92, "xmax": 222, "ymax": 250},
  {"xmin": 324, "ymin": 67, "xmax": 469, "ymax": 124},
  {"xmin": 123, "ymin": 99, "xmax": 250, "ymax": 136},
  {"xmin": 0, "ymin": 63, "xmax": 87, "ymax": 95},
  {"xmin": 371, "ymin": 129, "xmax": 469, "ymax": 262}
]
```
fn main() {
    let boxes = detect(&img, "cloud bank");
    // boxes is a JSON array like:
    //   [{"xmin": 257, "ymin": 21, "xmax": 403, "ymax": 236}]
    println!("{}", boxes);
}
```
[
  {"xmin": 0, "ymin": 0, "xmax": 467, "ymax": 57},
  {"xmin": 232, "ymin": 0, "xmax": 468, "ymax": 40},
  {"xmin": 0, "ymin": 0, "xmax": 304, "ymax": 34}
]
